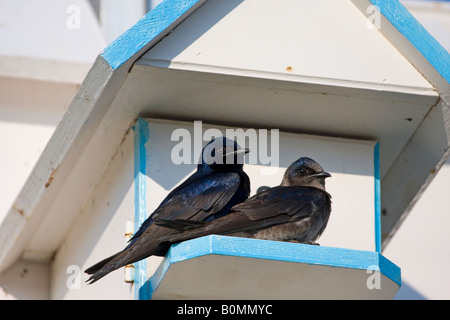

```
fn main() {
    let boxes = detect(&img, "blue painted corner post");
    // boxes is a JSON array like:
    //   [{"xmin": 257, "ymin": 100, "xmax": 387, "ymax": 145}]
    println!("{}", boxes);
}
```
[
  {"xmin": 374, "ymin": 142, "xmax": 381, "ymax": 253},
  {"xmin": 133, "ymin": 118, "xmax": 150, "ymax": 300}
]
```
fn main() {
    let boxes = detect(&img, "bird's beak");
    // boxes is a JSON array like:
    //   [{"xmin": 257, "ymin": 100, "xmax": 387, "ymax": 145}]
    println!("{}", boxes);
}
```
[
  {"xmin": 311, "ymin": 171, "xmax": 331, "ymax": 178},
  {"xmin": 225, "ymin": 148, "xmax": 250, "ymax": 157}
]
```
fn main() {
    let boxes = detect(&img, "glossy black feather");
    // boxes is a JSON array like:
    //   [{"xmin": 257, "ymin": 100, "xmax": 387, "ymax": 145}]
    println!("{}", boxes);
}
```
[{"xmin": 155, "ymin": 219, "xmax": 206, "ymax": 231}]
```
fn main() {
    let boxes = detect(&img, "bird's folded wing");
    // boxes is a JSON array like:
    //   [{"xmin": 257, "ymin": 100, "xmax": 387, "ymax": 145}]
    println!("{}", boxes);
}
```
[
  {"xmin": 233, "ymin": 186, "xmax": 327, "ymax": 221},
  {"xmin": 157, "ymin": 186, "xmax": 328, "ymax": 244},
  {"xmin": 159, "ymin": 171, "xmax": 241, "ymax": 219},
  {"xmin": 155, "ymin": 218, "xmax": 206, "ymax": 231}
]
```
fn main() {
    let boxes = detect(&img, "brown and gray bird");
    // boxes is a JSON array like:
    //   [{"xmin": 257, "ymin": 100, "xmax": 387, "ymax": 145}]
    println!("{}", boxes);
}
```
[
  {"xmin": 157, "ymin": 157, "xmax": 332, "ymax": 246},
  {"xmin": 85, "ymin": 137, "xmax": 250, "ymax": 284}
]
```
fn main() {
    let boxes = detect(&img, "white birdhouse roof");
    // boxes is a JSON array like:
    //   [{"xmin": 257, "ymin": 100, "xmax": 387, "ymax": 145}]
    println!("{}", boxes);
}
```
[{"xmin": 148, "ymin": 235, "xmax": 401, "ymax": 299}]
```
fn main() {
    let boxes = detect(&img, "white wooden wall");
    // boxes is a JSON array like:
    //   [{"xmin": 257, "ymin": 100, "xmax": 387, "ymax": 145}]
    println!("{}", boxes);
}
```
[{"xmin": 50, "ymin": 129, "xmax": 135, "ymax": 299}]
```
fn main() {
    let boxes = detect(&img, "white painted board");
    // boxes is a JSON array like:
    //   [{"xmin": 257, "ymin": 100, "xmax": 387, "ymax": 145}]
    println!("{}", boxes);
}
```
[{"xmin": 141, "ymin": 0, "xmax": 433, "ymax": 92}]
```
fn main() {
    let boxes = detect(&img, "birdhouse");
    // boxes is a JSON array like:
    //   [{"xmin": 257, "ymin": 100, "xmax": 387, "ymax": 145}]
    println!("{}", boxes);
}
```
[{"xmin": 1, "ymin": 0, "xmax": 449, "ymax": 300}]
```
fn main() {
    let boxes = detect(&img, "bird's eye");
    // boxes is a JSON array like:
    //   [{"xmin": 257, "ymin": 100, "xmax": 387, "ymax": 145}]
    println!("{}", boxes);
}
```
[{"xmin": 296, "ymin": 168, "xmax": 307, "ymax": 176}]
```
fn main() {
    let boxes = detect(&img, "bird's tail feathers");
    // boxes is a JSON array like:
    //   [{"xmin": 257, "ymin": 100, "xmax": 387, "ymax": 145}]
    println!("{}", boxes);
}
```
[
  {"xmin": 84, "ymin": 252, "xmax": 122, "ymax": 275},
  {"xmin": 85, "ymin": 241, "xmax": 165, "ymax": 284},
  {"xmin": 85, "ymin": 262, "xmax": 121, "ymax": 284},
  {"xmin": 84, "ymin": 251, "xmax": 126, "ymax": 284}
]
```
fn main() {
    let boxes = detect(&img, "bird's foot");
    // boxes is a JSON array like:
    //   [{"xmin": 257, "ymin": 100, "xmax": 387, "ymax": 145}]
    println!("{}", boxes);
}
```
[
  {"xmin": 286, "ymin": 240, "xmax": 320, "ymax": 246},
  {"xmin": 304, "ymin": 241, "xmax": 320, "ymax": 246}
]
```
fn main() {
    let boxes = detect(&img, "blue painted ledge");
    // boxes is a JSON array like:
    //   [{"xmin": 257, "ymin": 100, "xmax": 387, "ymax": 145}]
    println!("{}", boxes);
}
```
[{"xmin": 141, "ymin": 235, "xmax": 401, "ymax": 298}]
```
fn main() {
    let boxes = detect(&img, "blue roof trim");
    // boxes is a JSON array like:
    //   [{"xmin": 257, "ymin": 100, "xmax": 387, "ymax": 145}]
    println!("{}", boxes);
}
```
[
  {"xmin": 370, "ymin": 0, "xmax": 450, "ymax": 83},
  {"xmin": 101, "ymin": 0, "xmax": 449, "ymax": 84},
  {"xmin": 101, "ymin": 0, "xmax": 207, "ymax": 69},
  {"xmin": 145, "ymin": 235, "xmax": 401, "ymax": 298}
]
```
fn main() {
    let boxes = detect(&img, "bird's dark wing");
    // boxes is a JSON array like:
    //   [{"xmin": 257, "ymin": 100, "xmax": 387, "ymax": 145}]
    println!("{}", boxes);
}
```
[
  {"xmin": 232, "ymin": 186, "xmax": 327, "ymax": 220},
  {"xmin": 155, "ymin": 218, "xmax": 206, "ymax": 231},
  {"xmin": 158, "ymin": 186, "xmax": 329, "ymax": 244},
  {"xmin": 85, "ymin": 170, "xmax": 248, "ymax": 283},
  {"xmin": 129, "ymin": 171, "xmax": 243, "ymax": 243},
  {"xmin": 172, "ymin": 172, "xmax": 242, "ymax": 216}
]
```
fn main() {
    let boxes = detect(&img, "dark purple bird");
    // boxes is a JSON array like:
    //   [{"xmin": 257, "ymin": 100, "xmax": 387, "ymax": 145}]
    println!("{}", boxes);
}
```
[
  {"xmin": 157, "ymin": 157, "xmax": 332, "ymax": 246},
  {"xmin": 85, "ymin": 137, "xmax": 250, "ymax": 284}
]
